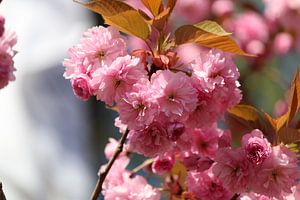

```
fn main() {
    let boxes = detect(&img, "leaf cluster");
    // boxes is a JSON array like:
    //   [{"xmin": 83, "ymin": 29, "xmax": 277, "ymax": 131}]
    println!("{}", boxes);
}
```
[
  {"xmin": 76, "ymin": 0, "xmax": 253, "ymax": 56},
  {"xmin": 226, "ymin": 70, "xmax": 300, "ymax": 153}
]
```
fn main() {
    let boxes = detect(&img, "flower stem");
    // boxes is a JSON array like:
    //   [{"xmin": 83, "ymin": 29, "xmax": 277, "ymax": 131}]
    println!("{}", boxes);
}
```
[
  {"xmin": 130, "ymin": 158, "xmax": 154, "ymax": 177},
  {"xmin": 90, "ymin": 129, "xmax": 129, "ymax": 200}
]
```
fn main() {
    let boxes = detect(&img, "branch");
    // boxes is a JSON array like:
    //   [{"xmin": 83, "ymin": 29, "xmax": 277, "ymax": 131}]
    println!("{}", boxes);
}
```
[
  {"xmin": 130, "ymin": 158, "xmax": 154, "ymax": 177},
  {"xmin": 0, "ymin": 182, "xmax": 7, "ymax": 200},
  {"xmin": 90, "ymin": 129, "xmax": 130, "ymax": 200}
]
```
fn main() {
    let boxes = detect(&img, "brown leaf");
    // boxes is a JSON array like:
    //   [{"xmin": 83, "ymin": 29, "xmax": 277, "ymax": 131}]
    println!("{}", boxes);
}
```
[
  {"xmin": 277, "ymin": 69, "xmax": 300, "ymax": 130},
  {"xmin": 166, "ymin": 0, "xmax": 177, "ymax": 15},
  {"xmin": 142, "ymin": 0, "xmax": 163, "ymax": 17},
  {"xmin": 170, "ymin": 161, "xmax": 187, "ymax": 190},
  {"xmin": 277, "ymin": 127, "xmax": 300, "ymax": 144},
  {"xmin": 76, "ymin": 0, "xmax": 150, "ymax": 40},
  {"xmin": 175, "ymin": 24, "xmax": 253, "ymax": 56},
  {"xmin": 226, "ymin": 105, "xmax": 275, "ymax": 143},
  {"xmin": 147, "ymin": 7, "xmax": 170, "ymax": 31}
]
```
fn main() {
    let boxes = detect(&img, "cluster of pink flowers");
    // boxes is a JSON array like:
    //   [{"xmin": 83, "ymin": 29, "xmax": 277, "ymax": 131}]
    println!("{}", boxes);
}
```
[
  {"xmin": 225, "ymin": 0, "xmax": 300, "ymax": 58},
  {"xmin": 63, "ymin": 25, "xmax": 241, "ymax": 154},
  {"xmin": 63, "ymin": 25, "xmax": 243, "ymax": 198},
  {"xmin": 0, "ymin": 14, "xmax": 17, "ymax": 89},
  {"xmin": 63, "ymin": 23, "xmax": 300, "ymax": 199},
  {"xmin": 213, "ymin": 129, "xmax": 299, "ymax": 199},
  {"xmin": 99, "ymin": 138, "xmax": 161, "ymax": 200}
]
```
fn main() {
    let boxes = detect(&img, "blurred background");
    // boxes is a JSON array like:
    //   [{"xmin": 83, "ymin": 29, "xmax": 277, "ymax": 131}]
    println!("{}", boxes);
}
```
[{"xmin": 0, "ymin": 0, "xmax": 300, "ymax": 199}]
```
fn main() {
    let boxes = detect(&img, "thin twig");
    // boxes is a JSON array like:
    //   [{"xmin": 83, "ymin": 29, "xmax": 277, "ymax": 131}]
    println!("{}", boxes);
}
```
[
  {"xmin": 130, "ymin": 158, "xmax": 154, "ymax": 177},
  {"xmin": 0, "ymin": 182, "xmax": 6, "ymax": 200},
  {"xmin": 90, "ymin": 129, "xmax": 130, "ymax": 200}
]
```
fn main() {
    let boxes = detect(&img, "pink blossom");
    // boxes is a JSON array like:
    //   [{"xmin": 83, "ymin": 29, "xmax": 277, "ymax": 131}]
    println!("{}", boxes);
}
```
[
  {"xmin": 189, "ymin": 49, "xmax": 242, "ymax": 115},
  {"xmin": 152, "ymin": 155, "xmax": 174, "ymax": 175},
  {"xmin": 263, "ymin": 0, "xmax": 287, "ymax": 21},
  {"xmin": 63, "ymin": 26, "xmax": 127, "ymax": 79},
  {"xmin": 166, "ymin": 121, "xmax": 185, "ymax": 141},
  {"xmin": 80, "ymin": 26, "xmax": 127, "ymax": 70},
  {"xmin": 104, "ymin": 138, "xmax": 119, "ymax": 160},
  {"xmin": 186, "ymin": 170, "xmax": 233, "ymax": 200},
  {"xmin": 70, "ymin": 74, "xmax": 92, "ymax": 101},
  {"xmin": 102, "ymin": 157, "xmax": 160, "ymax": 200},
  {"xmin": 232, "ymin": 11, "xmax": 269, "ymax": 44},
  {"xmin": 175, "ymin": 43, "xmax": 204, "ymax": 67},
  {"xmin": 182, "ymin": 152, "xmax": 214, "ymax": 172},
  {"xmin": 127, "ymin": 35, "xmax": 149, "ymax": 51},
  {"xmin": 174, "ymin": 0, "xmax": 211, "ymax": 24},
  {"xmin": 213, "ymin": 148, "xmax": 251, "ymax": 193},
  {"xmin": 186, "ymin": 93, "xmax": 219, "ymax": 128},
  {"xmin": 211, "ymin": 84, "xmax": 242, "ymax": 115},
  {"xmin": 273, "ymin": 32, "xmax": 293, "ymax": 55},
  {"xmin": 63, "ymin": 46, "xmax": 89, "ymax": 79},
  {"xmin": 211, "ymin": 0, "xmax": 234, "ymax": 17},
  {"xmin": 227, "ymin": 11, "xmax": 269, "ymax": 55},
  {"xmin": 92, "ymin": 55, "xmax": 148, "ymax": 105},
  {"xmin": 241, "ymin": 129, "xmax": 271, "ymax": 165},
  {"xmin": 100, "ymin": 156, "xmax": 130, "ymax": 187},
  {"xmin": 251, "ymin": 145, "xmax": 300, "ymax": 198},
  {"xmin": 117, "ymin": 79, "xmax": 158, "ymax": 130},
  {"xmin": 151, "ymin": 70, "xmax": 198, "ymax": 120},
  {"xmin": 0, "ymin": 27, "xmax": 17, "ymax": 89},
  {"xmin": 114, "ymin": 117, "xmax": 128, "ymax": 134},
  {"xmin": 246, "ymin": 40, "xmax": 266, "ymax": 55},
  {"xmin": 218, "ymin": 130, "xmax": 232, "ymax": 148},
  {"xmin": 127, "ymin": 121, "xmax": 172, "ymax": 157},
  {"xmin": 189, "ymin": 125, "xmax": 223, "ymax": 158},
  {"xmin": 0, "ymin": 15, "xmax": 4, "ymax": 37},
  {"xmin": 239, "ymin": 192, "xmax": 272, "ymax": 200}
]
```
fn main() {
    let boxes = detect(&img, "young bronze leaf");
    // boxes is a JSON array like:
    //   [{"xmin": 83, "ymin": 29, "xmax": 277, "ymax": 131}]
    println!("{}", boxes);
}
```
[
  {"xmin": 171, "ymin": 161, "xmax": 187, "ymax": 190},
  {"xmin": 175, "ymin": 24, "xmax": 253, "ymax": 56},
  {"xmin": 142, "ymin": 0, "xmax": 163, "ymax": 17},
  {"xmin": 147, "ymin": 7, "xmax": 170, "ymax": 31},
  {"xmin": 225, "ymin": 105, "xmax": 262, "ymax": 141},
  {"xmin": 195, "ymin": 20, "xmax": 232, "ymax": 36},
  {"xmin": 277, "ymin": 127, "xmax": 300, "ymax": 144},
  {"xmin": 166, "ymin": 0, "xmax": 177, "ymax": 17},
  {"xmin": 76, "ymin": 0, "xmax": 150, "ymax": 40},
  {"xmin": 226, "ymin": 105, "xmax": 276, "ymax": 143},
  {"xmin": 277, "ymin": 69, "xmax": 300, "ymax": 130},
  {"xmin": 263, "ymin": 112, "xmax": 277, "ymax": 130}
]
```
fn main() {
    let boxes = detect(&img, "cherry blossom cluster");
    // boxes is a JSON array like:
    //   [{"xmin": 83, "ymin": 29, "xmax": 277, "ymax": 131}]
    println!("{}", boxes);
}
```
[
  {"xmin": 63, "ymin": 25, "xmax": 242, "ymax": 198},
  {"xmin": 100, "ymin": 138, "xmax": 161, "ymax": 200},
  {"xmin": 63, "ymin": 23, "xmax": 300, "ymax": 199},
  {"xmin": 212, "ymin": 129, "xmax": 299, "ymax": 199},
  {"xmin": 63, "ymin": 25, "xmax": 241, "ymax": 154},
  {"xmin": 0, "ymin": 14, "xmax": 17, "ymax": 89}
]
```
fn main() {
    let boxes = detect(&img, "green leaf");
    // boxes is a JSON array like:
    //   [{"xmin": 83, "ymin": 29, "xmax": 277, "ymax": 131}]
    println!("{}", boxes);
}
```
[
  {"xmin": 175, "ymin": 24, "xmax": 253, "ymax": 56},
  {"xmin": 76, "ymin": 0, "xmax": 150, "ymax": 40},
  {"xmin": 195, "ymin": 20, "xmax": 232, "ymax": 36},
  {"xmin": 141, "ymin": 0, "xmax": 163, "ymax": 17}
]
